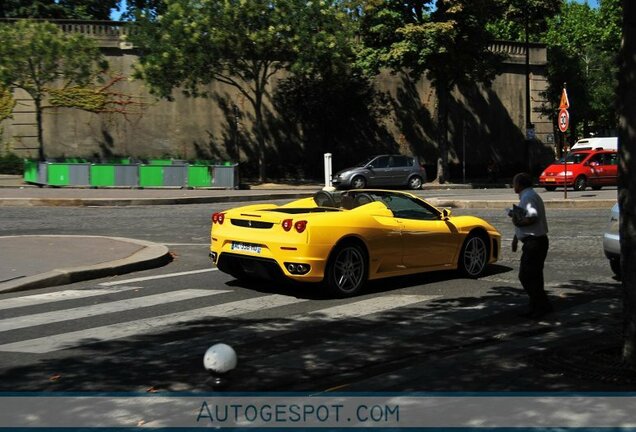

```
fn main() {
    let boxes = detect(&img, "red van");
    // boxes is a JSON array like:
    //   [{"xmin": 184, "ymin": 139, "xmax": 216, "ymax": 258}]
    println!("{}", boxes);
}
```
[{"xmin": 539, "ymin": 149, "xmax": 618, "ymax": 191}]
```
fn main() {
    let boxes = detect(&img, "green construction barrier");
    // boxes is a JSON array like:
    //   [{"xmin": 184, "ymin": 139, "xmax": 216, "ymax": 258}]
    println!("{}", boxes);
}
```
[
  {"xmin": 47, "ymin": 163, "xmax": 70, "ymax": 186},
  {"xmin": 23, "ymin": 160, "xmax": 39, "ymax": 183},
  {"xmin": 187, "ymin": 165, "xmax": 213, "ymax": 187},
  {"xmin": 139, "ymin": 165, "xmax": 164, "ymax": 187},
  {"xmin": 90, "ymin": 165, "xmax": 116, "ymax": 187},
  {"xmin": 149, "ymin": 159, "xmax": 172, "ymax": 165}
]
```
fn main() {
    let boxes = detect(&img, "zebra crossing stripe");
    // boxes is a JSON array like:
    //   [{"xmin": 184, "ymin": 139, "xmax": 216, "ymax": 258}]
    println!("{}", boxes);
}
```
[
  {"xmin": 0, "ymin": 294, "xmax": 306, "ymax": 353},
  {"xmin": 98, "ymin": 268, "xmax": 217, "ymax": 286},
  {"xmin": 0, "ymin": 289, "xmax": 231, "ymax": 332},
  {"xmin": 205, "ymin": 295, "xmax": 440, "ymax": 342},
  {"xmin": 0, "ymin": 287, "xmax": 143, "ymax": 311}
]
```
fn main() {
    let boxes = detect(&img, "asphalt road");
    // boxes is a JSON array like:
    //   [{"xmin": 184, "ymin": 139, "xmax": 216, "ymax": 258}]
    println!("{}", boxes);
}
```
[{"xmin": 0, "ymin": 196, "xmax": 620, "ymax": 392}]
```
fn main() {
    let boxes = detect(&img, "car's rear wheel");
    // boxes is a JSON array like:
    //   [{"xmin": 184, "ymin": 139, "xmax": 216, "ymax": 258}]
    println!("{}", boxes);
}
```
[
  {"xmin": 325, "ymin": 242, "xmax": 368, "ymax": 297},
  {"xmin": 458, "ymin": 233, "xmax": 489, "ymax": 278},
  {"xmin": 544, "ymin": 186, "xmax": 556, "ymax": 191},
  {"xmin": 610, "ymin": 258, "xmax": 621, "ymax": 277},
  {"xmin": 574, "ymin": 176, "xmax": 587, "ymax": 191},
  {"xmin": 408, "ymin": 175, "xmax": 423, "ymax": 190},
  {"xmin": 351, "ymin": 175, "xmax": 367, "ymax": 189}
]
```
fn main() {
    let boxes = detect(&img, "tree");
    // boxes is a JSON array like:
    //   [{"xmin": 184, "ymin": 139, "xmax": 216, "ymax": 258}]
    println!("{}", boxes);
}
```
[
  {"xmin": 0, "ymin": 20, "xmax": 107, "ymax": 160},
  {"xmin": 357, "ymin": 0, "xmax": 502, "ymax": 183},
  {"xmin": 0, "ymin": 0, "xmax": 120, "ymax": 20},
  {"xmin": 618, "ymin": 0, "xmax": 636, "ymax": 366},
  {"xmin": 541, "ymin": 1, "xmax": 621, "ymax": 140},
  {"xmin": 132, "ymin": 0, "xmax": 354, "ymax": 181}
]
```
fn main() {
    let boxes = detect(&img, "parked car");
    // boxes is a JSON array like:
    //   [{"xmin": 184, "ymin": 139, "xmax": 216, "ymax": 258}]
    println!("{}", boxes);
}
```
[
  {"xmin": 210, "ymin": 189, "xmax": 501, "ymax": 297},
  {"xmin": 603, "ymin": 202, "xmax": 620, "ymax": 277},
  {"xmin": 538, "ymin": 148, "xmax": 618, "ymax": 191},
  {"xmin": 331, "ymin": 155, "xmax": 427, "ymax": 190}
]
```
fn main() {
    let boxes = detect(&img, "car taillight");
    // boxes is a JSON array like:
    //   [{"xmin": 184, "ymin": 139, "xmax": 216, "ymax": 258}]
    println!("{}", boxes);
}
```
[
  {"xmin": 212, "ymin": 212, "xmax": 225, "ymax": 224},
  {"xmin": 282, "ymin": 219, "xmax": 293, "ymax": 231},
  {"xmin": 294, "ymin": 220, "xmax": 307, "ymax": 233}
]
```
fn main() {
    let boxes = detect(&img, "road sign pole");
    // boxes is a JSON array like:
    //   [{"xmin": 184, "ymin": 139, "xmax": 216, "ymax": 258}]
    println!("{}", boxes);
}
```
[
  {"xmin": 563, "ymin": 133, "xmax": 567, "ymax": 199},
  {"xmin": 559, "ymin": 84, "xmax": 570, "ymax": 200}
]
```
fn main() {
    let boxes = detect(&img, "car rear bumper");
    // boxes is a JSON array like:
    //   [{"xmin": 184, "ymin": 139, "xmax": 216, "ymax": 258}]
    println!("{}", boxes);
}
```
[{"xmin": 603, "ymin": 232, "xmax": 620, "ymax": 258}]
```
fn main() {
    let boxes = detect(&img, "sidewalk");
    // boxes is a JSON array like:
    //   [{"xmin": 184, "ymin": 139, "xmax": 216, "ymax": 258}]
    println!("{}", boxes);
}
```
[{"xmin": 0, "ymin": 235, "xmax": 171, "ymax": 294}]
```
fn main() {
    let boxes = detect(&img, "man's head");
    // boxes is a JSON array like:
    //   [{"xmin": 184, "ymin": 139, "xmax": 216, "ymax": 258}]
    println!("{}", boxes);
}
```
[{"xmin": 513, "ymin": 172, "xmax": 533, "ymax": 194}]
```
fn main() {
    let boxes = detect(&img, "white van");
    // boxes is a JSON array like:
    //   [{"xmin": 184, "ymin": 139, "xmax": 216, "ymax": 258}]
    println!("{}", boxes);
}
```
[{"xmin": 571, "ymin": 137, "xmax": 618, "ymax": 151}]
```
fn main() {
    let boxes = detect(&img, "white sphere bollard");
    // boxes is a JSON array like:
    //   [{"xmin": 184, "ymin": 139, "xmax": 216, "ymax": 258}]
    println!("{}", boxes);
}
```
[{"xmin": 203, "ymin": 343, "xmax": 237, "ymax": 388}]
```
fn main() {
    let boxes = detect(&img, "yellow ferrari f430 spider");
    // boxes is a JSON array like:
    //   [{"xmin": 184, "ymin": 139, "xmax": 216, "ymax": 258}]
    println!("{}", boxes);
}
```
[{"xmin": 210, "ymin": 189, "xmax": 501, "ymax": 296}]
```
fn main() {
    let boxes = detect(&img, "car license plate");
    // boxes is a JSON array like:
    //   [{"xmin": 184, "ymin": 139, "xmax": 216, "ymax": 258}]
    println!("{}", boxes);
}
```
[
  {"xmin": 545, "ymin": 177, "xmax": 555, "ymax": 182},
  {"xmin": 231, "ymin": 241, "xmax": 261, "ymax": 254}
]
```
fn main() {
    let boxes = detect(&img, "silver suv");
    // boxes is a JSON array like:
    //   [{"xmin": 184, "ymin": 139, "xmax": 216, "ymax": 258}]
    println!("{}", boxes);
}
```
[
  {"xmin": 603, "ymin": 202, "xmax": 620, "ymax": 277},
  {"xmin": 332, "ymin": 155, "xmax": 427, "ymax": 190}
]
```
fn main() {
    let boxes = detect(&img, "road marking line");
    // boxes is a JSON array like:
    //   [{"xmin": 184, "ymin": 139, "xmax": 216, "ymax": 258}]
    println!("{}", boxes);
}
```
[
  {"xmin": 98, "ymin": 268, "xmax": 217, "ymax": 286},
  {"xmin": 0, "ymin": 289, "xmax": 230, "ymax": 332},
  {"xmin": 224, "ymin": 295, "xmax": 439, "ymax": 336},
  {"xmin": 0, "ymin": 294, "xmax": 305, "ymax": 353},
  {"xmin": 0, "ymin": 287, "xmax": 143, "ymax": 311}
]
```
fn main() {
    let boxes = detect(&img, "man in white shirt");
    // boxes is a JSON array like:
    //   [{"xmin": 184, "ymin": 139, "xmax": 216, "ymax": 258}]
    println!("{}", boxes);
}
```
[{"xmin": 510, "ymin": 173, "xmax": 553, "ymax": 319}]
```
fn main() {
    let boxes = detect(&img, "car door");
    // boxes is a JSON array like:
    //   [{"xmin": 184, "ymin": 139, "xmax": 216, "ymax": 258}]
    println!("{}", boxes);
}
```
[
  {"xmin": 604, "ymin": 152, "xmax": 619, "ymax": 186},
  {"xmin": 366, "ymin": 156, "xmax": 391, "ymax": 186},
  {"xmin": 586, "ymin": 153, "xmax": 605, "ymax": 186},
  {"xmin": 388, "ymin": 156, "xmax": 411, "ymax": 186},
  {"xmin": 382, "ymin": 194, "xmax": 461, "ymax": 268}
]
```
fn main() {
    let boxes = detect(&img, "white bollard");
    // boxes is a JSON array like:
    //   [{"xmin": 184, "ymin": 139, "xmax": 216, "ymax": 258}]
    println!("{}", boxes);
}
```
[{"xmin": 322, "ymin": 153, "xmax": 335, "ymax": 192}]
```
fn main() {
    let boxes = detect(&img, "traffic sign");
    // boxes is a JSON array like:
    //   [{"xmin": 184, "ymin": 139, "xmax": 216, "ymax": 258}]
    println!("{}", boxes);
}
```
[
  {"xmin": 559, "ymin": 88, "xmax": 570, "ymax": 110},
  {"xmin": 558, "ymin": 109, "xmax": 569, "ymax": 133}
]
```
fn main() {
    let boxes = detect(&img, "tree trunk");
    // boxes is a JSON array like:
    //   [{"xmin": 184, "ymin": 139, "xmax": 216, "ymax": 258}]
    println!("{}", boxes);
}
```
[
  {"xmin": 254, "ymin": 92, "xmax": 266, "ymax": 182},
  {"xmin": 434, "ymin": 81, "xmax": 449, "ymax": 184},
  {"xmin": 618, "ymin": 0, "xmax": 636, "ymax": 366},
  {"xmin": 35, "ymin": 96, "xmax": 44, "ymax": 161}
]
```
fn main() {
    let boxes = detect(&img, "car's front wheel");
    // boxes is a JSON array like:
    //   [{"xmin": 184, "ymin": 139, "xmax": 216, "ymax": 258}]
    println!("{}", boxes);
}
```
[
  {"xmin": 351, "ymin": 175, "xmax": 367, "ymax": 189},
  {"xmin": 574, "ymin": 176, "xmax": 587, "ymax": 191},
  {"xmin": 325, "ymin": 242, "xmax": 368, "ymax": 297},
  {"xmin": 458, "ymin": 233, "xmax": 489, "ymax": 278},
  {"xmin": 408, "ymin": 175, "xmax": 423, "ymax": 190}
]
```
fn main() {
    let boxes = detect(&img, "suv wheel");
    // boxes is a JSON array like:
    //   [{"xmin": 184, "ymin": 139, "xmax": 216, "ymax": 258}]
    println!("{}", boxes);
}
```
[{"xmin": 408, "ymin": 176, "xmax": 423, "ymax": 190}]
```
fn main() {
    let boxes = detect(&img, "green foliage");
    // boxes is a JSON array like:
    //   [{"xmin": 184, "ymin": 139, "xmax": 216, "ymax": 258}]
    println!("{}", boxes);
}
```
[
  {"xmin": 542, "ymin": 0, "xmax": 621, "ymax": 136},
  {"xmin": 0, "ymin": 20, "xmax": 105, "ymax": 99},
  {"xmin": 48, "ymin": 86, "xmax": 108, "ymax": 113},
  {"xmin": 132, "ymin": 0, "xmax": 356, "ymax": 180},
  {"xmin": 0, "ymin": 0, "xmax": 119, "ymax": 20},
  {"xmin": 0, "ymin": 19, "xmax": 107, "ymax": 159},
  {"xmin": 487, "ymin": 0, "xmax": 562, "ymax": 42},
  {"xmin": 0, "ymin": 86, "xmax": 15, "ymax": 121}
]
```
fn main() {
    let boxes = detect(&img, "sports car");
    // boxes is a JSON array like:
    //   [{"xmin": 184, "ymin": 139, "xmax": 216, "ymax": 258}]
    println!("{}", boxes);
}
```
[{"xmin": 209, "ymin": 189, "xmax": 501, "ymax": 297}]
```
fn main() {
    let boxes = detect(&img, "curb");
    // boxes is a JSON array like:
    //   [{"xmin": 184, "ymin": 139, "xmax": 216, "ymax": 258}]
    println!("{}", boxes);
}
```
[
  {"xmin": 0, "ymin": 193, "xmax": 313, "ymax": 207},
  {"xmin": 0, "ymin": 236, "xmax": 172, "ymax": 294},
  {"xmin": 427, "ymin": 199, "xmax": 616, "ymax": 209}
]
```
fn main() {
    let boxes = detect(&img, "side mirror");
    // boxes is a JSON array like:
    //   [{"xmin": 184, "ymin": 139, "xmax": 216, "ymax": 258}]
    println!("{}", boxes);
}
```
[{"xmin": 442, "ymin": 208, "xmax": 452, "ymax": 219}]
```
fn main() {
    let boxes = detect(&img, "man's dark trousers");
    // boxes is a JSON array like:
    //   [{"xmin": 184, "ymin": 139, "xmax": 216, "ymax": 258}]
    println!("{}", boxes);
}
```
[{"xmin": 519, "ymin": 235, "xmax": 551, "ymax": 311}]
